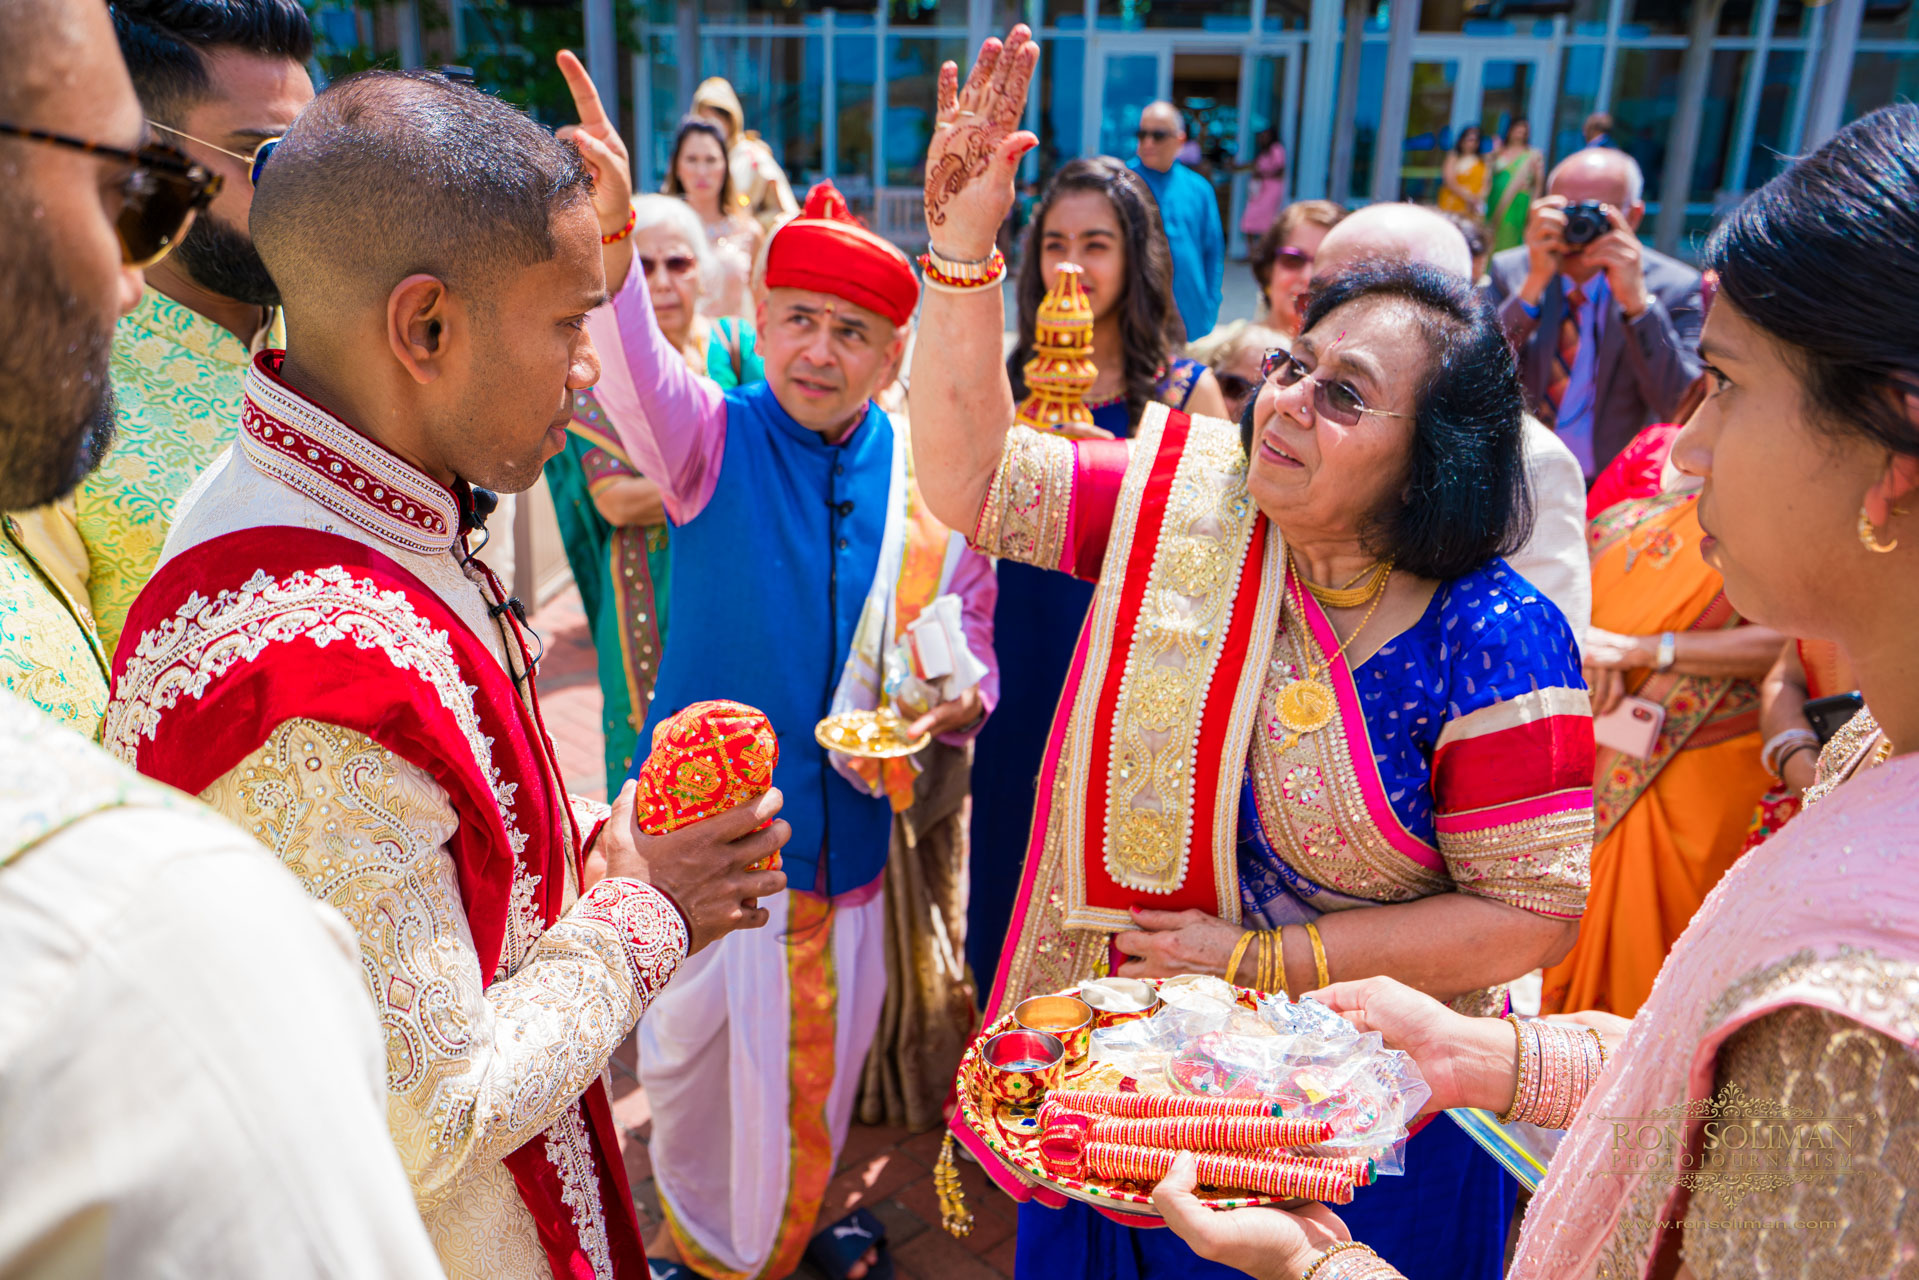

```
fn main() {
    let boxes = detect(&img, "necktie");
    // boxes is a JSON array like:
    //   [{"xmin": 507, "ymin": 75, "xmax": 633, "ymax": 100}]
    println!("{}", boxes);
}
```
[{"xmin": 1544, "ymin": 283, "xmax": 1586, "ymax": 423}]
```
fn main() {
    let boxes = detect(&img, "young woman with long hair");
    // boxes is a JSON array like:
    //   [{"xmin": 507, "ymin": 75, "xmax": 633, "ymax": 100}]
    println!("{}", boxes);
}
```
[
  {"xmin": 663, "ymin": 115, "xmax": 761, "ymax": 318},
  {"xmin": 968, "ymin": 155, "xmax": 1227, "ymax": 991}
]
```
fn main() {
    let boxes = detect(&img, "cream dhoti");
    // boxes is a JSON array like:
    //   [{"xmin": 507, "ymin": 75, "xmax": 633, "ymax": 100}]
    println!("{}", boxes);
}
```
[{"xmin": 641, "ymin": 887, "xmax": 888, "ymax": 1277}]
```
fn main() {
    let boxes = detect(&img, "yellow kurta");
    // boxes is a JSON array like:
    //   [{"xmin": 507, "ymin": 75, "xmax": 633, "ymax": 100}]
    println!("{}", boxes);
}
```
[
  {"xmin": 76, "ymin": 288, "xmax": 278, "ymax": 654},
  {"xmin": 0, "ymin": 510, "xmax": 110, "ymax": 738}
]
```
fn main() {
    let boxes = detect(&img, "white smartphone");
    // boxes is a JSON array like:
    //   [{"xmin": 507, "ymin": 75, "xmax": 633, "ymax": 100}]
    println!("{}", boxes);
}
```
[{"xmin": 1593, "ymin": 694, "xmax": 1667, "ymax": 759}]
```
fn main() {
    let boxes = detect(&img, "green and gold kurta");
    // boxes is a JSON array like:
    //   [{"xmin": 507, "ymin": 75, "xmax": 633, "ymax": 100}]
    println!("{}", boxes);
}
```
[{"xmin": 77, "ymin": 288, "xmax": 278, "ymax": 653}]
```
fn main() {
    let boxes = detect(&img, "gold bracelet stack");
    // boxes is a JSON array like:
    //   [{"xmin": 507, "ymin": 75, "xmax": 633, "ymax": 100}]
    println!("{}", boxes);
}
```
[
  {"xmin": 1302, "ymin": 1241, "xmax": 1404, "ymax": 1279},
  {"xmin": 1304, "ymin": 920, "xmax": 1330, "ymax": 990},
  {"xmin": 1498, "ymin": 1015, "xmax": 1605, "ymax": 1129},
  {"xmin": 1266, "ymin": 927, "xmax": 1288, "ymax": 998}
]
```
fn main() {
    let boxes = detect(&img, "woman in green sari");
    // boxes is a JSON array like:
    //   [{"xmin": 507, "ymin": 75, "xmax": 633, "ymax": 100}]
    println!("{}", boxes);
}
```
[
  {"xmin": 1487, "ymin": 119, "xmax": 1544, "ymax": 253},
  {"xmin": 544, "ymin": 194, "xmax": 765, "ymax": 793}
]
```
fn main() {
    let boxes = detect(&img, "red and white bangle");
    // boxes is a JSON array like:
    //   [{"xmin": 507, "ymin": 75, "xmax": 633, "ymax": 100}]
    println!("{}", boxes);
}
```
[
  {"xmin": 602, "ymin": 205, "xmax": 637, "ymax": 246},
  {"xmin": 919, "ymin": 247, "xmax": 1006, "ymax": 292}
]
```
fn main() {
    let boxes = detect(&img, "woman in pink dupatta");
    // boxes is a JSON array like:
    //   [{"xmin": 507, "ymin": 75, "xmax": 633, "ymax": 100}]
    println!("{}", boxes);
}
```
[{"xmin": 1152, "ymin": 106, "xmax": 1919, "ymax": 1280}]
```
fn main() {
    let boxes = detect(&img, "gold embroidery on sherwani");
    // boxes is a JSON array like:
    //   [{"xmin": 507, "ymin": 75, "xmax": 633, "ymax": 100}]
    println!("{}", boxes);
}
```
[
  {"xmin": 971, "ymin": 425, "xmax": 1076, "ymax": 567},
  {"xmin": 1679, "ymin": 1004, "xmax": 1919, "ymax": 1279},
  {"xmin": 200, "ymin": 718, "xmax": 657, "ymax": 1280}
]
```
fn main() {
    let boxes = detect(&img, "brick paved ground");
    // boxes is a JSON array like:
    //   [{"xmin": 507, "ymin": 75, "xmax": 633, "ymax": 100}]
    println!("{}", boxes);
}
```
[{"xmin": 530, "ymin": 588, "xmax": 1019, "ymax": 1279}]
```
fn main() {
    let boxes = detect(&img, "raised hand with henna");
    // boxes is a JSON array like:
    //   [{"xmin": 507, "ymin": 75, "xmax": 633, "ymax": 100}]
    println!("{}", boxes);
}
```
[
  {"xmin": 592, "ymin": 785, "xmax": 790, "ymax": 954},
  {"xmin": 922, "ymin": 24, "xmax": 1039, "ymax": 261}
]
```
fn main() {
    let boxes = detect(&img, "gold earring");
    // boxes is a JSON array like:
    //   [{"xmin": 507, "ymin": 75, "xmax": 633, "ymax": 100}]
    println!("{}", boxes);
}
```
[{"xmin": 1859, "ymin": 505, "xmax": 1899, "ymax": 554}]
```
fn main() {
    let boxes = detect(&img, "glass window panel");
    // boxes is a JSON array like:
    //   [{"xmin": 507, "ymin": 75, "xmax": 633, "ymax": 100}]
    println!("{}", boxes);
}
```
[
  {"xmin": 692, "ymin": 0, "xmax": 875, "ymax": 22},
  {"xmin": 639, "ymin": 31, "xmax": 682, "ymax": 190},
  {"xmin": 1477, "ymin": 58, "xmax": 1538, "ymax": 147},
  {"xmin": 1565, "ymin": 0, "xmax": 1612, "ymax": 36},
  {"xmin": 1034, "ymin": 33, "xmax": 1084, "ymax": 178},
  {"xmin": 1718, "ymin": 0, "xmax": 1759, "ymax": 35},
  {"xmin": 1608, "ymin": 46, "xmax": 1687, "ymax": 204},
  {"xmin": 1043, "ymin": 0, "xmax": 1088, "ymax": 29},
  {"xmin": 1096, "ymin": 0, "xmax": 1252, "ymax": 31},
  {"xmin": 834, "ymin": 32, "xmax": 877, "ymax": 201},
  {"xmin": 699, "ymin": 35, "xmax": 825, "ymax": 190},
  {"xmin": 1098, "ymin": 52, "xmax": 1159, "ymax": 156},
  {"xmin": 1552, "ymin": 44, "xmax": 1604, "ymax": 164},
  {"xmin": 1688, "ymin": 49, "xmax": 1747, "ymax": 201},
  {"xmin": 1847, "ymin": 50, "xmax": 1919, "ymax": 120},
  {"xmin": 1346, "ymin": 39, "xmax": 1387, "ymax": 200},
  {"xmin": 1741, "ymin": 48, "xmax": 1801, "ymax": 187},
  {"xmin": 1622, "ymin": 0, "xmax": 1691, "ymax": 36},
  {"xmin": 884, "ymin": 37, "xmax": 969, "ymax": 186},
  {"xmin": 1247, "ymin": 53, "xmax": 1292, "ymax": 182},
  {"xmin": 1770, "ymin": 1, "xmax": 1809, "ymax": 35},
  {"xmin": 889, "ymin": 0, "xmax": 970, "ymax": 24},
  {"xmin": 1263, "ymin": 0, "xmax": 1312, "ymax": 32},
  {"xmin": 1172, "ymin": 51, "xmax": 1241, "ymax": 171},
  {"xmin": 1400, "ymin": 58, "xmax": 1458, "ymax": 205},
  {"xmin": 1860, "ymin": 1, "xmax": 1919, "ymax": 39}
]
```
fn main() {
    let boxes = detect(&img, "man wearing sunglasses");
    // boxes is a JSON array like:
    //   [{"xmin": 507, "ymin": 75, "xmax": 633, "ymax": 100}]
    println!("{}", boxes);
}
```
[
  {"xmin": 1128, "ymin": 100, "xmax": 1224, "ymax": 342},
  {"xmin": 51, "ymin": 0, "xmax": 312, "ymax": 662},
  {"xmin": 0, "ymin": 1, "xmax": 448, "ymax": 1274}
]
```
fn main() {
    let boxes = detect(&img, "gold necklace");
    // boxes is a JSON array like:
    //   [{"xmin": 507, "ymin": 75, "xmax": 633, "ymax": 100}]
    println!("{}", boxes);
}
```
[
  {"xmin": 1299, "ymin": 559, "xmax": 1392, "ymax": 610},
  {"xmin": 1274, "ymin": 554, "xmax": 1393, "ymax": 748}
]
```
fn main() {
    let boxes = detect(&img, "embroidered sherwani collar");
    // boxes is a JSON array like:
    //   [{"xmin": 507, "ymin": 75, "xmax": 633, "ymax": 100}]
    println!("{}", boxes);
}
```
[{"xmin": 242, "ymin": 351, "xmax": 460, "ymax": 556}]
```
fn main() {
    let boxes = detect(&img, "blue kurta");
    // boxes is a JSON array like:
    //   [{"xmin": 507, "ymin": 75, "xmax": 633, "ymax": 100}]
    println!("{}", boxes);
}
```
[
  {"xmin": 635, "ymin": 381, "xmax": 895, "ymax": 897},
  {"xmin": 1129, "ymin": 158, "xmax": 1225, "ymax": 340}
]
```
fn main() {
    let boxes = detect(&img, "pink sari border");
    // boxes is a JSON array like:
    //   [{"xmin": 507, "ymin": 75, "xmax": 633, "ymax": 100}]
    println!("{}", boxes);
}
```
[{"xmin": 1297, "ymin": 577, "xmax": 1448, "ymax": 873}]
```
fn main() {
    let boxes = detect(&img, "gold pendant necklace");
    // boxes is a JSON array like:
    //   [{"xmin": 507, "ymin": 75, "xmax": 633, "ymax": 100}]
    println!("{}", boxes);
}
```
[{"xmin": 1275, "ymin": 553, "xmax": 1392, "ymax": 749}]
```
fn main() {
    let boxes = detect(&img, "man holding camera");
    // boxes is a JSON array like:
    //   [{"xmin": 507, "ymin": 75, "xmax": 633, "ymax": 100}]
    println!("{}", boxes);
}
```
[{"xmin": 1485, "ymin": 146, "xmax": 1704, "ymax": 479}]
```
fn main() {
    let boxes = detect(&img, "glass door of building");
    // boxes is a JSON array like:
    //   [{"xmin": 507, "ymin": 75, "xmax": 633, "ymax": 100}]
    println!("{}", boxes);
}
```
[
  {"xmin": 1090, "ymin": 40, "xmax": 1301, "ymax": 252},
  {"xmin": 1400, "ymin": 43, "xmax": 1549, "ymax": 205}
]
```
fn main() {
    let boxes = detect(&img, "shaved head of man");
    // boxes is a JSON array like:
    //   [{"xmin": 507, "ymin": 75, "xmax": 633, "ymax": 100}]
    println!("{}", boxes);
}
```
[
  {"xmin": 0, "ymin": 0, "xmax": 147, "ymax": 510},
  {"xmin": 251, "ymin": 70, "xmax": 607, "ymax": 496},
  {"xmin": 1311, "ymin": 202, "xmax": 1474, "ymax": 284},
  {"xmin": 1135, "ymin": 100, "xmax": 1187, "ymax": 174}
]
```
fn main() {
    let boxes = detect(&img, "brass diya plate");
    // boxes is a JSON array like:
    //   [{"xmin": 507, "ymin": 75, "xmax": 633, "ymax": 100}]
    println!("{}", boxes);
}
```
[
  {"xmin": 813, "ymin": 708, "xmax": 932, "ymax": 759},
  {"xmin": 954, "ymin": 978, "xmax": 1302, "ymax": 1219}
]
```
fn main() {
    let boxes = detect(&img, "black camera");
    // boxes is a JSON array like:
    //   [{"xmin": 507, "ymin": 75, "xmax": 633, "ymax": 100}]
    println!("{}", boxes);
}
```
[{"xmin": 1561, "ymin": 201, "xmax": 1611, "ymax": 248}]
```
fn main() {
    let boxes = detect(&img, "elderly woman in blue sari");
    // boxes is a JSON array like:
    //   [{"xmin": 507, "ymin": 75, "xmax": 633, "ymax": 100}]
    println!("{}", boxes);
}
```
[
  {"xmin": 908, "ymin": 29, "xmax": 1593, "ymax": 1280},
  {"xmin": 544, "ymin": 194, "xmax": 764, "ymax": 792}
]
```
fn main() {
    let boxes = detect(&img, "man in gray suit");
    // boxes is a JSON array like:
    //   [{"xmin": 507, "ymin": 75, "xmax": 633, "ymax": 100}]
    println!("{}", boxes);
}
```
[{"xmin": 1484, "ymin": 147, "xmax": 1703, "ymax": 479}]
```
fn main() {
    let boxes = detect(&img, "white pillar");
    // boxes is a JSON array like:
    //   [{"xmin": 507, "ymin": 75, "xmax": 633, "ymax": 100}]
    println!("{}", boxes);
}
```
[
  {"xmin": 1801, "ymin": 0, "xmax": 1864, "ymax": 150},
  {"xmin": 1652, "ymin": 0, "xmax": 1721, "ymax": 255},
  {"xmin": 396, "ymin": 0, "xmax": 422, "ymax": 68},
  {"xmin": 1323, "ymin": 0, "xmax": 1363, "ymax": 203},
  {"xmin": 1367, "ymin": 0, "xmax": 1417, "ymax": 203},
  {"xmin": 584, "ymin": 0, "xmax": 619, "ymax": 128}
]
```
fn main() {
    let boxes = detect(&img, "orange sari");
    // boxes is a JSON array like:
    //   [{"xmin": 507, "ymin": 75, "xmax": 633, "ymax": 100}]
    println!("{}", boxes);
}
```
[{"xmin": 1541, "ymin": 493, "xmax": 1771, "ymax": 1016}]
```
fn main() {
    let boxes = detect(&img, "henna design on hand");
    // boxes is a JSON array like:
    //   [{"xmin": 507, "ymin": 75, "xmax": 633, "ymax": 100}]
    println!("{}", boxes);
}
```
[{"xmin": 922, "ymin": 25, "xmax": 1038, "ymax": 235}]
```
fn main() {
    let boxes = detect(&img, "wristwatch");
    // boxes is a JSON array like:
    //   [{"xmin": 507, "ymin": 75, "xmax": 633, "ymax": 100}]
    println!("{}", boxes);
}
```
[{"xmin": 1654, "ymin": 631, "xmax": 1677, "ymax": 672}]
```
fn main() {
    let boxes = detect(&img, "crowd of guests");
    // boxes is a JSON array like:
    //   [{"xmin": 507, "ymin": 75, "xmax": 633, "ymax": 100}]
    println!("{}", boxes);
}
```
[{"xmin": 0, "ymin": 5, "xmax": 1915, "ymax": 1280}]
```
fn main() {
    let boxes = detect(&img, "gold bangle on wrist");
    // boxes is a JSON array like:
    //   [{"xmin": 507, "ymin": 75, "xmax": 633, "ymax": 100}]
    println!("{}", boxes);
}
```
[
  {"xmin": 1304, "ymin": 920, "xmax": 1330, "ymax": 990},
  {"xmin": 1498, "ymin": 1013, "xmax": 1528, "ymax": 1125},
  {"xmin": 1226, "ymin": 929, "xmax": 1256, "ymax": 987}
]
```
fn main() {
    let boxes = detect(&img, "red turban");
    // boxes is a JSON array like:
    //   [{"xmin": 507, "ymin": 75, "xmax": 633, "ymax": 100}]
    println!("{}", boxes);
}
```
[{"xmin": 763, "ymin": 182, "xmax": 920, "ymax": 326}]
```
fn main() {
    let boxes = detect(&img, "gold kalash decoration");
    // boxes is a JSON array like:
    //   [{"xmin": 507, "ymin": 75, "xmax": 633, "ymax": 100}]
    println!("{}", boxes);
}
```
[{"xmin": 1014, "ymin": 262, "xmax": 1098, "ymax": 434}]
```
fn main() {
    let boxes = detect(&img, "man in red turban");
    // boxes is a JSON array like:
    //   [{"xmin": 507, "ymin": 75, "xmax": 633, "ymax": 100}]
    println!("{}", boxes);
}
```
[{"xmin": 570, "ymin": 64, "xmax": 1001, "ymax": 1279}]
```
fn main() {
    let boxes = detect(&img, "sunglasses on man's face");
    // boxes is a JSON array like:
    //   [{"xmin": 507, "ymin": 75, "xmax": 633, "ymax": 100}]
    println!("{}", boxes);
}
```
[
  {"xmin": 148, "ymin": 121, "xmax": 281, "ymax": 186},
  {"xmin": 1261, "ymin": 348, "xmax": 1412, "ymax": 428},
  {"xmin": 0, "ymin": 123, "xmax": 223, "ymax": 267},
  {"xmin": 641, "ymin": 254, "xmax": 699, "ymax": 279},
  {"xmin": 1136, "ymin": 128, "xmax": 1179, "ymax": 144}
]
